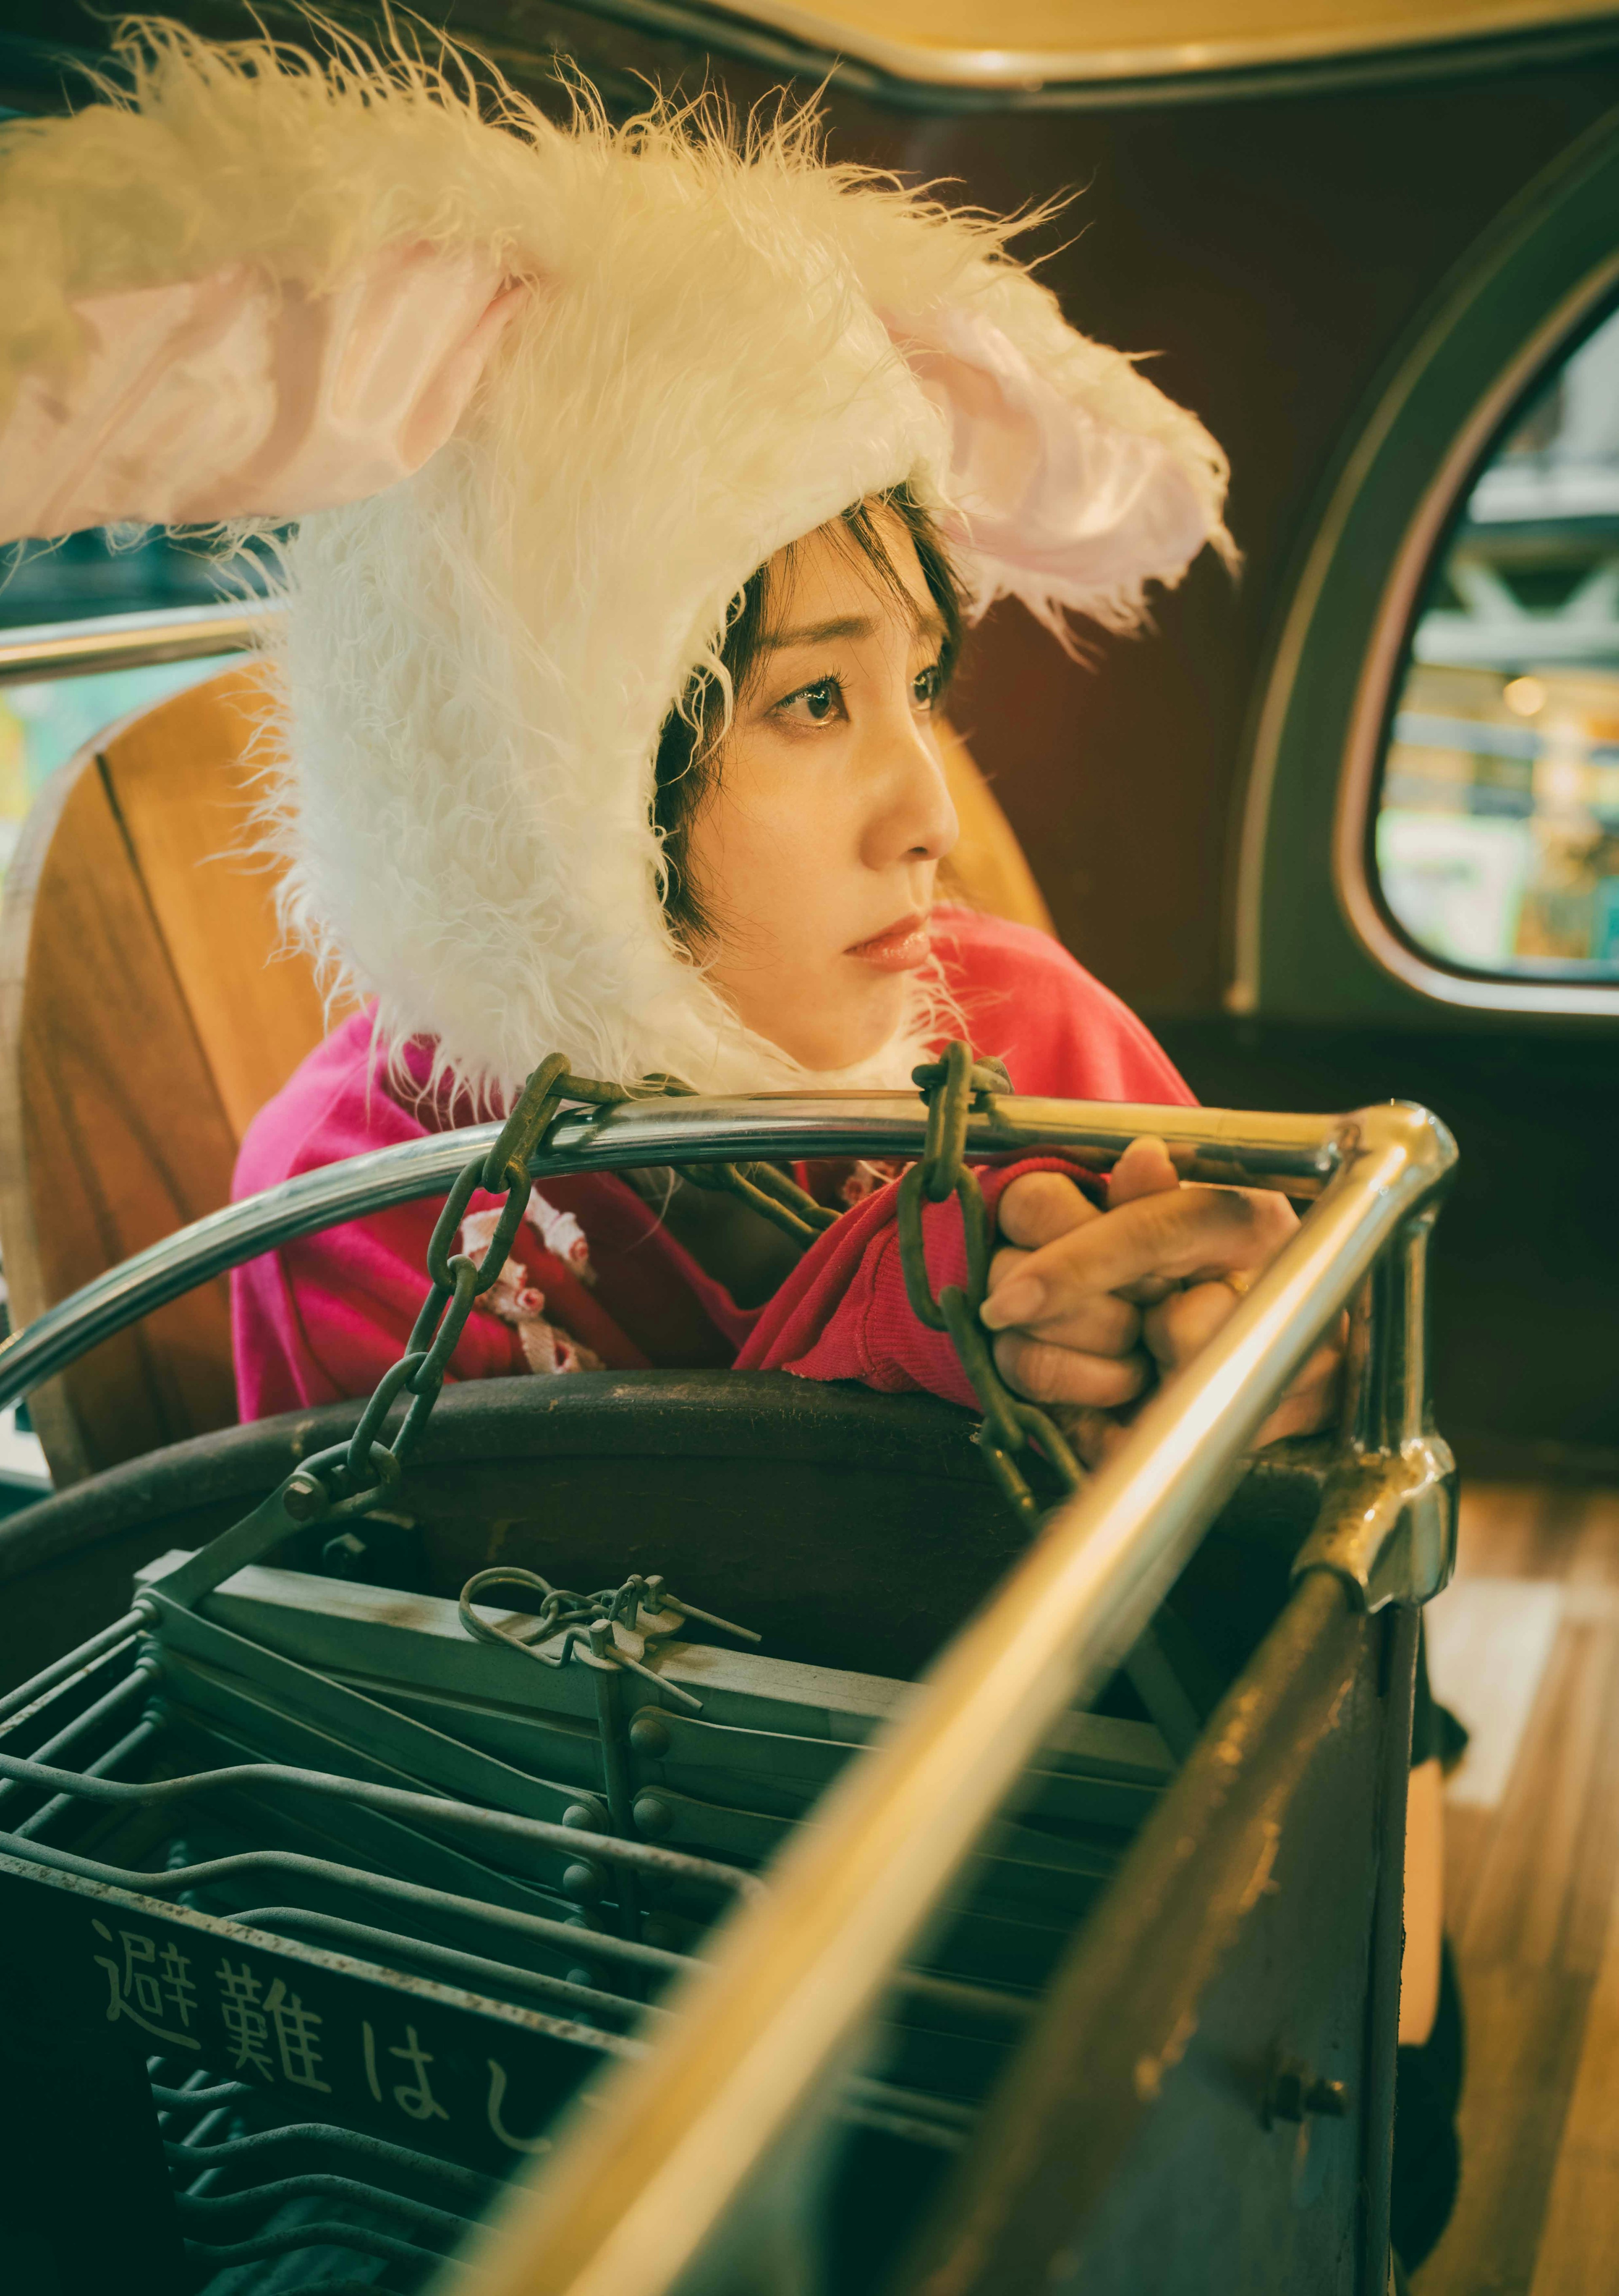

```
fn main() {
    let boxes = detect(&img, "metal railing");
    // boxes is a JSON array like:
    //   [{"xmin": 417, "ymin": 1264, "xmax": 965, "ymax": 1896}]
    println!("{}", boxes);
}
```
[
  {"xmin": 0, "ymin": 1085, "xmax": 1457, "ymax": 2291},
  {"xmin": 0, "ymin": 1091, "xmax": 1345, "ymax": 1421},
  {"xmin": 432, "ymin": 1093, "xmax": 1454, "ymax": 2296},
  {"xmin": 0, "ymin": 602, "xmax": 273, "ymax": 684}
]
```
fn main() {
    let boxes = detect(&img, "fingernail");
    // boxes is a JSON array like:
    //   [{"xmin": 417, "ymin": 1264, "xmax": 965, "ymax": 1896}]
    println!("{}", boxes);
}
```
[{"xmin": 982, "ymin": 1275, "xmax": 1043, "ymax": 1330}]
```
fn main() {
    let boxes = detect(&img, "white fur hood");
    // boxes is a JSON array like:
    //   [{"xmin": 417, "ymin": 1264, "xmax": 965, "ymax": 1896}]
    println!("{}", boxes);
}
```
[{"xmin": 0, "ymin": 24, "xmax": 1233, "ymax": 1099}]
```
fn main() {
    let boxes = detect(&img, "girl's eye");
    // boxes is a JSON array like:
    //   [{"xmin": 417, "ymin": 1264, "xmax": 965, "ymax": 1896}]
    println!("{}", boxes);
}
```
[
  {"xmin": 912, "ymin": 661, "xmax": 944, "ymax": 709},
  {"xmin": 776, "ymin": 677, "xmax": 844, "ymax": 725}
]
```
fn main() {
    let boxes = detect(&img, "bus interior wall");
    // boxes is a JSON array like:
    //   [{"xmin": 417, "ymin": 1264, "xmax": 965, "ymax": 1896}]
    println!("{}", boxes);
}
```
[{"xmin": 913, "ymin": 51, "xmax": 1619, "ymax": 1482}]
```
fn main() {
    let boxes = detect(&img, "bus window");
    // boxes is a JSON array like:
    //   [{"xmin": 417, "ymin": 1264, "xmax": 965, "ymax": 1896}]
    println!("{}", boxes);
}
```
[{"xmin": 1374, "ymin": 302, "xmax": 1619, "ymax": 979}]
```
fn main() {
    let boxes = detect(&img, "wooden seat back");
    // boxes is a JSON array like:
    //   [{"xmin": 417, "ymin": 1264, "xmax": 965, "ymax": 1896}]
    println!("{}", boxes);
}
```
[
  {"xmin": 0, "ymin": 662, "xmax": 1050, "ymax": 1485},
  {"xmin": 0, "ymin": 661, "xmax": 333, "ymax": 1482}
]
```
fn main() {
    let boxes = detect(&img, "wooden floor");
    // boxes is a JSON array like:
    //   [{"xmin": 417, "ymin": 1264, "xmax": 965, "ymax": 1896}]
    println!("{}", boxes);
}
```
[{"xmin": 1415, "ymin": 1479, "xmax": 1619, "ymax": 2296}]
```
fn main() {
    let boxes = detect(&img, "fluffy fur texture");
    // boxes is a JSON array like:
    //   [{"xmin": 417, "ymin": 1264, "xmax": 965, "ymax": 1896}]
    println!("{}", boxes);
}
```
[{"xmin": 2, "ymin": 20, "xmax": 1233, "ymax": 1100}]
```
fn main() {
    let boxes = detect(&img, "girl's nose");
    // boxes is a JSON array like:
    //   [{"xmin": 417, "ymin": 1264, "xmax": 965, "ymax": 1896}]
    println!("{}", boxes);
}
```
[{"xmin": 861, "ymin": 714, "xmax": 960, "ymax": 871}]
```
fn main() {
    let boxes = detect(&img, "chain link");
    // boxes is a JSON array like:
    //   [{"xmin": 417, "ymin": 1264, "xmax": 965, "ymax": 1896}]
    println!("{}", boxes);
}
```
[
  {"xmin": 678, "ymin": 1157, "xmax": 839, "ymax": 1246},
  {"xmin": 896, "ymin": 1040, "xmax": 1084, "ymax": 1525}
]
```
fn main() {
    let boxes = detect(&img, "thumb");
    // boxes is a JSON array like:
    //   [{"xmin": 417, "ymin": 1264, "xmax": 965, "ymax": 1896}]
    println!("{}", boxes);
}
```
[{"xmin": 1108, "ymin": 1135, "xmax": 1182, "ymax": 1208}]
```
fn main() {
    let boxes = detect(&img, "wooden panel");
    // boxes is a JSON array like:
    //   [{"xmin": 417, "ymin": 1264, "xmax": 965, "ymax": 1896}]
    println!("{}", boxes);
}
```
[
  {"xmin": 0, "ymin": 726, "xmax": 242, "ymax": 1478},
  {"xmin": 0, "ymin": 664, "xmax": 352, "ymax": 1481},
  {"xmin": 0, "ymin": 752, "xmax": 93, "ymax": 1484},
  {"xmin": 99, "ymin": 663, "xmax": 333, "ymax": 1142}
]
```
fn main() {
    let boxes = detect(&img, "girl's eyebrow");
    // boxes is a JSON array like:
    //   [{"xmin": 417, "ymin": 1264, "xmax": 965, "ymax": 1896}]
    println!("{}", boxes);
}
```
[{"xmin": 766, "ymin": 605, "xmax": 947, "ymax": 651}]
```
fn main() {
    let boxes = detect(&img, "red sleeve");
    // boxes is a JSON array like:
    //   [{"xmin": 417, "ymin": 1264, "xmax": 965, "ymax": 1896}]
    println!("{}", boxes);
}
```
[
  {"xmin": 231, "ymin": 1014, "xmax": 744, "ymax": 1420},
  {"xmin": 735, "ymin": 1156, "xmax": 1098, "ymax": 1406},
  {"xmin": 738, "ymin": 912, "xmax": 1199, "ymax": 1407},
  {"xmin": 234, "ymin": 1194, "xmax": 528, "ymax": 1421}
]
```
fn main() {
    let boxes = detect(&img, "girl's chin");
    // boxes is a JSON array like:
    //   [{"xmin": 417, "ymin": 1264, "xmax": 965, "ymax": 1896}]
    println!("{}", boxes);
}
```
[{"xmin": 747, "ymin": 976, "xmax": 911, "ymax": 1074}]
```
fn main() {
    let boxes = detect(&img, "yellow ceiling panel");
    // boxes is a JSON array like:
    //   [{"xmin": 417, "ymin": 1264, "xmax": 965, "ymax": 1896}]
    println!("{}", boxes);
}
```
[{"xmin": 701, "ymin": 0, "xmax": 1619, "ymax": 87}]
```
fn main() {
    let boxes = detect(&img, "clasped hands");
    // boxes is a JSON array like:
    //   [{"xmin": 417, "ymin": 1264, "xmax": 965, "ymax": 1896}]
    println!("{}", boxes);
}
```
[{"xmin": 980, "ymin": 1141, "xmax": 1342, "ymax": 1466}]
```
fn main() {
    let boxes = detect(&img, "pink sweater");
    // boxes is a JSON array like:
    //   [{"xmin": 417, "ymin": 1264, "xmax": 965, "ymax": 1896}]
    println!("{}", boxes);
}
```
[{"xmin": 231, "ymin": 912, "xmax": 1193, "ymax": 1422}]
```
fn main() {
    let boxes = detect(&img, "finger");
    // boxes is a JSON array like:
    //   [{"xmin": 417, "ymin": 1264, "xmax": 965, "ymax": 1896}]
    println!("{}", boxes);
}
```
[
  {"xmin": 1108, "ymin": 1135, "xmax": 1181, "ymax": 1207},
  {"xmin": 992, "ymin": 1330, "xmax": 1151, "ymax": 1410},
  {"xmin": 1116, "ymin": 1274, "xmax": 1179, "ymax": 1307},
  {"xmin": 995, "ymin": 1169, "xmax": 1103, "ymax": 1252},
  {"xmin": 1142, "ymin": 1279, "xmax": 1240, "ymax": 1371},
  {"xmin": 983, "ymin": 1249, "xmax": 1139, "ymax": 1350},
  {"xmin": 1255, "ymin": 1360, "xmax": 1342, "ymax": 1444},
  {"xmin": 1294, "ymin": 1310, "xmax": 1350, "ymax": 1385},
  {"xmin": 982, "ymin": 1186, "xmax": 1298, "ymax": 1331},
  {"xmin": 1006, "ymin": 1290, "xmax": 1142, "ymax": 1359},
  {"xmin": 988, "ymin": 1243, "xmax": 1030, "ymax": 1296},
  {"xmin": 1147, "ymin": 1296, "xmax": 1342, "ymax": 1402},
  {"xmin": 990, "ymin": 1246, "xmax": 1141, "ymax": 1354},
  {"xmin": 1084, "ymin": 1413, "xmax": 1137, "ymax": 1468},
  {"xmin": 1049, "ymin": 1403, "xmax": 1131, "ymax": 1471},
  {"xmin": 1279, "ymin": 1337, "xmax": 1345, "ymax": 1404}
]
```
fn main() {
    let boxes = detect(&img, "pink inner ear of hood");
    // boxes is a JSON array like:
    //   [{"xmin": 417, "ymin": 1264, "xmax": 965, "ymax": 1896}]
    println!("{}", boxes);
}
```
[
  {"xmin": 0, "ymin": 242, "xmax": 524, "ymax": 541},
  {"xmin": 891, "ymin": 304, "xmax": 1212, "ymax": 607}
]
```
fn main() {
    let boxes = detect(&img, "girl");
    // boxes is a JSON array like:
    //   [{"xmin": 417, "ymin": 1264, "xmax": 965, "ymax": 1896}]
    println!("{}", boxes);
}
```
[
  {"xmin": 0, "ymin": 20, "xmax": 1315, "ymax": 1438},
  {"xmin": 0, "ymin": 24, "xmax": 1450, "ymax": 2262}
]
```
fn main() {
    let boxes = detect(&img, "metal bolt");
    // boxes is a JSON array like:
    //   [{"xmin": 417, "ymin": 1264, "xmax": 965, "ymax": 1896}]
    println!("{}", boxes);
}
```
[
  {"xmin": 562, "ymin": 1860, "xmax": 605, "ymax": 1902},
  {"xmin": 562, "ymin": 1799, "xmax": 608, "ymax": 1833},
  {"xmin": 322, "ymin": 1530, "xmax": 368, "ymax": 1576},
  {"xmin": 282, "ymin": 1473, "xmax": 328, "ymax": 1523},
  {"xmin": 629, "ymin": 1713, "xmax": 670, "ymax": 1758},
  {"xmin": 1264, "ymin": 2059, "xmax": 1348, "ymax": 2127},
  {"xmin": 632, "ymin": 1792, "xmax": 672, "ymax": 1839}
]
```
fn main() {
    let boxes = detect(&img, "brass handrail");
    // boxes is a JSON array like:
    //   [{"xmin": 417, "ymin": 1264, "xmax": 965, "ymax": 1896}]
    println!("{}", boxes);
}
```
[
  {"xmin": 0, "ymin": 1091, "xmax": 1345, "ymax": 1417},
  {"xmin": 446, "ymin": 1098, "xmax": 1455, "ymax": 2296}
]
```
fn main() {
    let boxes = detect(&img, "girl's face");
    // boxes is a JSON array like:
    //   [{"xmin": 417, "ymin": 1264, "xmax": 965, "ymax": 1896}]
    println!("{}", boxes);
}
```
[{"xmin": 683, "ymin": 512, "xmax": 960, "ymax": 1070}]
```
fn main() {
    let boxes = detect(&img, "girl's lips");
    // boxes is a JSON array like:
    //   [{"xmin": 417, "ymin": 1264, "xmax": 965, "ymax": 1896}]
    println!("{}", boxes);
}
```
[{"xmin": 846, "ymin": 916, "xmax": 932, "ymax": 972}]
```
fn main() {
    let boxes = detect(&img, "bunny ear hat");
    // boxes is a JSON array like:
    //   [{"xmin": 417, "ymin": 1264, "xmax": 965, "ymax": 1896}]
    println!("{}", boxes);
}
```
[{"xmin": 0, "ymin": 21, "xmax": 1233, "ymax": 1100}]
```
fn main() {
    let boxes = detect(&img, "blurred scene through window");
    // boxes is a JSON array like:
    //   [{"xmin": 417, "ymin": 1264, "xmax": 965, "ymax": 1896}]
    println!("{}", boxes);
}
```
[
  {"xmin": 0, "ymin": 656, "xmax": 234, "ymax": 887},
  {"xmin": 1376, "ymin": 302, "xmax": 1619, "ymax": 978}
]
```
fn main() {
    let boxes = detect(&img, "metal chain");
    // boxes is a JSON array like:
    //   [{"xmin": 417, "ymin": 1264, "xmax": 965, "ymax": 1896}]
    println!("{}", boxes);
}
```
[
  {"xmin": 896, "ymin": 1040, "xmax": 1085, "ymax": 1527},
  {"xmin": 328, "ymin": 1055, "xmax": 616, "ymax": 1502},
  {"xmin": 306, "ymin": 1036, "xmax": 1075, "ymax": 1520},
  {"xmin": 295, "ymin": 1056, "xmax": 837, "ymax": 1516},
  {"xmin": 677, "ymin": 1156, "xmax": 839, "ymax": 1246},
  {"xmin": 899, "ymin": 1042, "xmax": 1208, "ymax": 1760},
  {"xmin": 288, "ymin": 1035, "xmax": 1191, "ymax": 1751}
]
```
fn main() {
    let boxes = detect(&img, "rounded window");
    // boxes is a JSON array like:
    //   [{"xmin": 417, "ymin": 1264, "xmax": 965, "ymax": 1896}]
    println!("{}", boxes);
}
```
[{"xmin": 1373, "ymin": 300, "xmax": 1619, "ymax": 982}]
